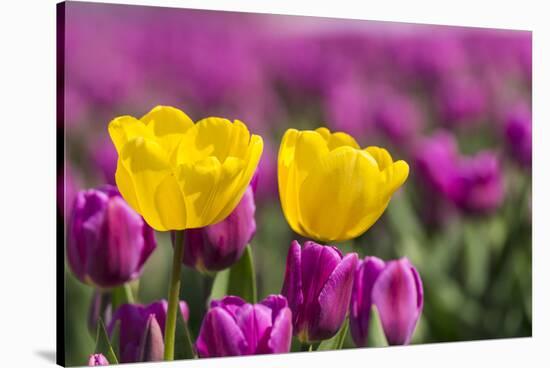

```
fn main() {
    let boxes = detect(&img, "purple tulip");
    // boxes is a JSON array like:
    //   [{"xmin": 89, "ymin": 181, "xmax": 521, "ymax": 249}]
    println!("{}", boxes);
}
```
[
  {"xmin": 437, "ymin": 75, "xmax": 488, "ymax": 127},
  {"xmin": 281, "ymin": 240, "xmax": 358, "ymax": 343},
  {"xmin": 373, "ymin": 91, "xmax": 422, "ymax": 145},
  {"xmin": 88, "ymin": 353, "xmax": 109, "ymax": 366},
  {"xmin": 504, "ymin": 103, "xmax": 532, "ymax": 168},
  {"xmin": 67, "ymin": 185, "xmax": 157, "ymax": 288},
  {"xmin": 349, "ymin": 256, "xmax": 386, "ymax": 347},
  {"xmin": 196, "ymin": 295, "xmax": 292, "ymax": 357},
  {"xmin": 350, "ymin": 257, "xmax": 423, "ymax": 346},
  {"xmin": 414, "ymin": 132, "xmax": 504, "ymax": 214},
  {"xmin": 108, "ymin": 300, "xmax": 189, "ymax": 363},
  {"xmin": 448, "ymin": 152, "xmax": 505, "ymax": 214},
  {"xmin": 182, "ymin": 186, "xmax": 256, "ymax": 272}
]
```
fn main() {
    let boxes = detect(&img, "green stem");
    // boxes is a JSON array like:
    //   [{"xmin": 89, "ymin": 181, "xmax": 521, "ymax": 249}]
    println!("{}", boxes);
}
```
[
  {"xmin": 244, "ymin": 245, "xmax": 257, "ymax": 303},
  {"xmin": 164, "ymin": 230, "xmax": 185, "ymax": 361},
  {"xmin": 122, "ymin": 283, "xmax": 134, "ymax": 304},
  {"xmin": 299, "ymin": 342, "xmax": 311, "ymax": 352}
]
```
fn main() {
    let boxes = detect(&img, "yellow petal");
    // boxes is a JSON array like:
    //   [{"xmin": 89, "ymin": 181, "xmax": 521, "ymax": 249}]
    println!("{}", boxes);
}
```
[
  {"xmin": 383, "ymin": 160, "xmax": 409, "ymax": 195},
  {"xmin": 278, "ymin": 129, "xmax": 302, "ymax": 234},
  {"xmin": 364, "ymin": 146, "xmax": 393, "ymax": 171},
  {"xmin": 114, "ymin": 158, "xmax": 140, "ymax": 213},
  {"xmin": 119, "ymin": 137, "xmax": 173, "ymax": 231},
  {"xmin": 211, "ymin": 134, "xmax": 263, "ymax": 224},
  {"xmin": 108, "ymin": 116, "xmax": 152, "ymax": 154},
  {"xmin": 140, "ymin": 105, "xmax": 194, "ymax": 159},
  {"xmin": 177, "ymin": 117, "xmax": 251, "ymax": 166},
  {"xmin": 298, "ymin": 146, "xmax": 384, "ymax": 242},
  {"xmin": 154, "ymin": 174, "xmax": 187, "ymax": 230}
]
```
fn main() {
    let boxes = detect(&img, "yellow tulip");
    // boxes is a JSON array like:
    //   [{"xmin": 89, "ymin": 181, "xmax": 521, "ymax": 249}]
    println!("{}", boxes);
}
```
[
  {"xmin": 108, "ymin": 105, "xmax": 263, "ymax": 231},
  {"xmin": 278, "ymin": 127, "xmax": 409, "ymax": 243}
]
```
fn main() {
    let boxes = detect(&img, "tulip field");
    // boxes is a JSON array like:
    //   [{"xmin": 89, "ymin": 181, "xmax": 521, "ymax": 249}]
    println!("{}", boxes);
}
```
[{"xmin": 60, "ymin": 2, "xmax": 531, "ymax": 366}]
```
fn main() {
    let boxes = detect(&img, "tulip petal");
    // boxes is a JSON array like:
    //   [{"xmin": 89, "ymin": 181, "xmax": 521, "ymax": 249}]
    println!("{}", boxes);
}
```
[
  {"xmin": 281, "ymin": 241, "xmax": 303, "ymax": 327},
  {"xmin": 277, "ymin": 129, "xmax": 303, "ymax": 235},
  {"xmin": 211, "ymin": 134, "xmax": 263, "ymax": 225},
  {"xmin": 372, "ymin": 259, "xmax": 420, "ymax": 345},
  {"xmin": 266, "ymin": 307, "xmax": 292, "ymax": 354},
  {"xmin": 298, "ymin": 146, "xmax": 383, "ymax": 242},
  {"xmin": 365, "ymin": 146, "xmax": 394, "ymax": 171},
  {"xmin": 119, "ymin": 137, "xmax": 173, "ymax": 231},
  {"xmin": 233, "ymin": 304, "xmax": 273, "ymax": 354},
  {"xmin": 138, "ymin": 315, "xmax": 165, "ymax": 362},
  {"xmin": 385, "ymin": 160, "xmax": 410, "ymax": 195},
  {"xmin": 349, "ymin": 257, "xmax": 386, "ymax": 347},
  {"xmin": 316, "ymin": 127, "xmax": 360, "ymax": 151},
  {"xmin": 177, "ymin": 117, "xmax": 250, "ymax": 165},
  {"xmin": 108, "ymin": 115, "xmax": 152, "ymax": 154},
  {"xmin": 315, "ymin": 253, "xmax": 358, "ymax": 341},
  {"xmin": 114, "ymin": 159, "xmax": 141, "ymax": 214},
  {"xmin": 87, "ymin": 197, "xmax": 144, "ymax": 287},
  {"xmin": 140, "ymin": 105, "xmax": 193, "ymax": 159},
  {"xmin": 154, "ymin": 174, "xmax": 187, "ymax": 230},
  {"xmin": 196, "ymin": 307, "xmax": 248, "ymax": 357}
]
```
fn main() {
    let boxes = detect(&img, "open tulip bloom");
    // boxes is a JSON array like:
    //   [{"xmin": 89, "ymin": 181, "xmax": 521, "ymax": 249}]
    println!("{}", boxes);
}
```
[
  {"xmin": 278, "ymin": 127, "xmax": 409, "ymax": 243},
  {"xmin": 108, "ymin": 105, "xmax": 263, "ymax": 231}
]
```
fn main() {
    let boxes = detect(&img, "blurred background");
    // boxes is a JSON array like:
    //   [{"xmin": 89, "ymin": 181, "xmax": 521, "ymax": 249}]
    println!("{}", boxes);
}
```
[{"xmin": 60, "ymin": 2, "xmax": 531, "ymax": 365}]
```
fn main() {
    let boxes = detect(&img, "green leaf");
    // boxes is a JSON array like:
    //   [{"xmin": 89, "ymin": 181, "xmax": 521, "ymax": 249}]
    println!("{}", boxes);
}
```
[
  {"xmin": 110, "ymin": 320, "xmax": 120, "ymax": 360},
  {"xmin": 95, "ymin": 318, "xmax": 118, "ymax": 364},
  {"xmin": 174, "ymin": 306, "xmax": 196, "ymax": 360},
  {"xmin": 318, "ymin": 318, "xmax": 349, "ymax": 351},
  {"xmin": 367, "ymin": 306, "xmax": 388, "ymax": 347},
  {"xmin": 209, "ymin": 244, "xmax": 257, "ymax": 303},
  {"xmin": 209, "ymin": 269, "xmax": 230, "ymax": 303}
]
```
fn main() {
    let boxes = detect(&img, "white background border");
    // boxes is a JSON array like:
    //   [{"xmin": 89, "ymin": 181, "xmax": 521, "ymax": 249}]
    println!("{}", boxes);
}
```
[{"xmin": 0, "ymin": 0, "xmax": 548, "ymax": 367}]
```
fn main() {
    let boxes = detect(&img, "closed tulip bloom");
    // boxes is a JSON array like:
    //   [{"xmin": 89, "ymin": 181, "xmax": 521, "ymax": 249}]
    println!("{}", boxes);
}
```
[
  {"xmin": 67, "ymin": 185, "xmax": 156, "ymax": 288},
  {"xmin": 372, "ymin": 258, "xmax": 423, "ymax": 345},
  {"xmin": 349, "ymin": 256, "xmax": 386, "ymax": 347},
  {"xmin": 281, "ymin": 240, "xmax": 358, "ymax": 343},
  {"xmin": 278, "ymin": 127, "xmax": 409, "ymax": 242},
  {"xmin": 183, "ymin": 185, "xmax": 256, "ymax": 272},
  {"xmin": 196, "ymin": 295, "xmax": 292, "ymax": 357},
  {"xmin": 108, "ymin": 105, "xmax": 263, "ymax": 231},
  {"xmin": 108, "ymin": 300, "xmax": 189, "ymax": 363},
  {"xmin": 88, "ymin": 353, "xmax": 109, "ymax": 366}
]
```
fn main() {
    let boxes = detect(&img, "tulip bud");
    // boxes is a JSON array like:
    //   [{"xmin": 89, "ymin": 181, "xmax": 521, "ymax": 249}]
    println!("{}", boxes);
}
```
[
  {"xmin": 88, "ymin": 353, "xmax": 109, "ymax": 366},
  {"xmin": 349, "ymin": 256, "xmax": 386, "ymax": 347},
  {"xmin": 281, "ymin": 240, "xmax": 358, "ymax": 343},
  {"xmin": 67, "ymin": 185, "xmax": 157, "ymax": 288},
  {"xmin": 138, "ymin": 314, "xmax": 165, "ymax": 362},
  {"xmin": 350, "ymin": 257, "xmax": 423, "ymax": 346},
  {"xmin": 108, "ymin": 300, "xmax": 189, "ymax": 363},
  {"xmin": 182, "ymin": 186, "xmax": 256, "ymax": 272},
  {"xmin": 196, "ymin": 295, "xmax": 292, "ymax": 357}
]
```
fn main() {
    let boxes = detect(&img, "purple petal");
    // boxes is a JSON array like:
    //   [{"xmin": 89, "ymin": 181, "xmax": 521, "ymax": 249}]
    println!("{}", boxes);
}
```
[
  {"xmin": 281, "ymin": 241, "xmax": 303, "ymax": 327},
  {"xmin": 233, "ymin": 303, "xmax": 273, "ymax": 354},
  {"xmin": 196, "ymin": 307, "xmax": 248, "ymax": 357},
  {"xmin": 87, "ymin": 196, "xmax": 144, "ymax": 287},
  {"xmin": 138, "ymin": 314, "xmax": 165, "ymax": 362},
  {"xmin": 372, "ymin": 258, "xmax": 422, "ymax": 345},
  {"xmin": 349, "ymin": 256, "xmax": 386, "ymax": 347},
  {"xmin": 88, "ymin": 353, "xmax": 109, "ymax": 366},
  {"xmin": 313, "ymin": 252, "xmax": 358, "ymax": 341},
  {"xmin": 266, "ymin": 306, "xmax": 292, "ymax": 354}
]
